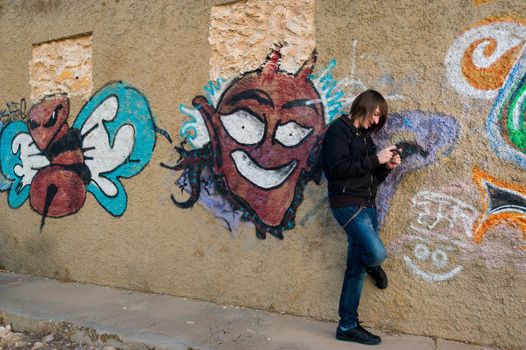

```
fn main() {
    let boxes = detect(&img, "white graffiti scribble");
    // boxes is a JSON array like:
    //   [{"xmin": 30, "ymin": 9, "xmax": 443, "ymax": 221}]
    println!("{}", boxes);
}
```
[
  {"xmin": 402, "ymin": 231, "xmax": 465, "ymax": 283},
  {"xmin": 410, "ymin": 225, "xmax": 470, "ymax": 249},
  {"xmin": 401, "ymin": 191, "xmax": 480, "ymax": 283},
  {"xmin": 339, "ymin": 40, "xmax": 406, "ymax": 107},
  {"xmin": 403, "ymin": 256, "xmax": 463, "ymax": 283},
  {"xmin": 412, "ymin": 191, "xmax": 478, "ymax": 238}
]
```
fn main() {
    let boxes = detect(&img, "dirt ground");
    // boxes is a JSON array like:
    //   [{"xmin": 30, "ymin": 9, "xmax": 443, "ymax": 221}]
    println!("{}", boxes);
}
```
[{"xmin": 0, "ymin": 323, "xmax": 118, "ymax": 350}]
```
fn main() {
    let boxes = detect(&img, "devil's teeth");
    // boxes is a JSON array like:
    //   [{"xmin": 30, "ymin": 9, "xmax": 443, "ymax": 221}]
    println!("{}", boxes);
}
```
[{"xmin": 230, "ymin": 150, "xmax": 297, "ymax": 189}]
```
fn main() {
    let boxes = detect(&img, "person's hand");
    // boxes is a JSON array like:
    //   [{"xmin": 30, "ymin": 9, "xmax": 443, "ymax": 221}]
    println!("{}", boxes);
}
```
[
  {"xmin": 386, "ymin": 152, "xmax": 401, "ymax": 169},
  {"xmin": 377, "ymin": 145, "xmax": 398, "ymax": 164}
]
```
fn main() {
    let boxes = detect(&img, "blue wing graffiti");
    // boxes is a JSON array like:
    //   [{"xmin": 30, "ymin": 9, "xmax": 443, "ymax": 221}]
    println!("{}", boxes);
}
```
[
  {"xmin": 0, "ymin": 121, "xmax": 50, "ymax": 207},
  {"xmin": 0, "ymin": 122, "xmax": 11, "ymax": 192},
  {"xmin": 73, "ymin": 81, "xmax": 157, "ymax": 216}
]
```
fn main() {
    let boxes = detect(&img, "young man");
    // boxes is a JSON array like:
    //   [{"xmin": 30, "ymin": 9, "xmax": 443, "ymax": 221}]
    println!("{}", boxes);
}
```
[{"xmin": 322, "ymin": 90, "xmax": 401, "ymax": 345}]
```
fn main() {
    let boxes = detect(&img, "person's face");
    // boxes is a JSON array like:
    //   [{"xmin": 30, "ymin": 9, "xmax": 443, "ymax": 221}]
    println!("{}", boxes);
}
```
[{"xmin": 360, "ymin": 105, "xmax": 381, "ymax": 129}]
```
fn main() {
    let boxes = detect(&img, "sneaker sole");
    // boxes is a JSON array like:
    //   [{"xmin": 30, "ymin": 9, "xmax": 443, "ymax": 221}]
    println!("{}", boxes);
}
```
[
  {"xmin": 336, "ymin": 333, "xmax": 382, "ymax": 345},
  {"xmin": 373, "ymin": 282, "xmax": 388, "ymax": 289}
]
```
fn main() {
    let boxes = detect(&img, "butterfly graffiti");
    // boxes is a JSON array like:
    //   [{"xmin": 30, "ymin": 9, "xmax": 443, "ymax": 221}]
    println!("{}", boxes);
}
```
[{"xmin": 0, "ymin": 81, "xmax": 165, "ymax": 229}]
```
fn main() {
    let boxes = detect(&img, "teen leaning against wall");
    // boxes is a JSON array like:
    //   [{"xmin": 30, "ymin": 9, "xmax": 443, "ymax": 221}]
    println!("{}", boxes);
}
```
[{"xmin": 321, "ymin": 90, "xmax": 402, "ymax": 345}]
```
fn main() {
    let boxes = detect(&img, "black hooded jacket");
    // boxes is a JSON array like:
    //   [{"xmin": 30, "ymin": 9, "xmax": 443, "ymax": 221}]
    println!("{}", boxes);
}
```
[{"xmin": 321, "ymin": 115, "xmax": 391, "ymax": 208}]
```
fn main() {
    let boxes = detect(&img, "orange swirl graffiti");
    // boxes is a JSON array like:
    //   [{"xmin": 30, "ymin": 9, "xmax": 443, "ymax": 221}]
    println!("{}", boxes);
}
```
[
  {"xmin": 461, "ymin": 37, "xmax": 524, "ymax": 91},
  {"xmin": 473, "ymin": 0, "xmax": 495, "ymax": 5}
]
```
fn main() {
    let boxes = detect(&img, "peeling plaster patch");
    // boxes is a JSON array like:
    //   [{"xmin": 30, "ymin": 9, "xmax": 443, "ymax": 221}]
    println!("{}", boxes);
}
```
[
  {"xmin": 30, "ymin": 33, "xmax": 93, "ymax": 101},
  {"xmin": 209, "ymin": 0, "xmax": 315, "ymax": 79}
]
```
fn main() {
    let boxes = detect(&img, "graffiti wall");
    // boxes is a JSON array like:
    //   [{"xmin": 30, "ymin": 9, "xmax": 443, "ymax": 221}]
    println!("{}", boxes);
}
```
[{"xmin": 0, "ymin": 1, "xmax": 525, "ymax": 350}]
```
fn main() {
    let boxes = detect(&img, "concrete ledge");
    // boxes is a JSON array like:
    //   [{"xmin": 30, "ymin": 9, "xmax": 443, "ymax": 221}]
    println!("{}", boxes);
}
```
[{"xmin": 0, "ymin": 272, "xmax": 493, "ymax": 350}]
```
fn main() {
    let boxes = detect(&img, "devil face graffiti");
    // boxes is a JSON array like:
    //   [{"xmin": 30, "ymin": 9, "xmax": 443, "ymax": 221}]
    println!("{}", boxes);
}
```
[
  {"xmin": 165, "ymin": 49, "xmax": 336, "ymax": 239},
  {"xmin": 194, "ymin": 56, "xmax": 324, "ymax": 229}
]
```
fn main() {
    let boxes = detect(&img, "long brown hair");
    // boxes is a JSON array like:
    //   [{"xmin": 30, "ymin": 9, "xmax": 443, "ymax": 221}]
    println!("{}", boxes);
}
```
[{"xmin": 349, "ymin": 89, "xmax": 388, "ymax": 132}]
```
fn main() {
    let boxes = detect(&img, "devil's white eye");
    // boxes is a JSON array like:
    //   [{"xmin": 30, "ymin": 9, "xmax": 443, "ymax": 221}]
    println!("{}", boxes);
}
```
[
  {"xmin": 275, "ymin": 122, "xmax": 313, "ymax": 147},
  {"xmin": 220, "ymin": 110, "xmax": 265, "ymax": 146}
]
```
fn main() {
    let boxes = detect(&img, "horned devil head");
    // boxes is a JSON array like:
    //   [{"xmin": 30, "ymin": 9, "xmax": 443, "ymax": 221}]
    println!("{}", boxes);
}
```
[{"xmin": 171, "ymin": 48, "xmax": 327, "ymax": 239}]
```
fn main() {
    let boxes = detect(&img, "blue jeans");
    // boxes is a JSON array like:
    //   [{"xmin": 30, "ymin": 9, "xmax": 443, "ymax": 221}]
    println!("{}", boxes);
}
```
[{"xmin": 331, "ymin": 205, "xmax": 386, "ymax": 328}]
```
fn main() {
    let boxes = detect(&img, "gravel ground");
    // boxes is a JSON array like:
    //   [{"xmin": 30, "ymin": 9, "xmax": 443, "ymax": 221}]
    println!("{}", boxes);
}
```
[{"xmin": 0, "ymin": 323, "xmax": 118, "ymax": 350}]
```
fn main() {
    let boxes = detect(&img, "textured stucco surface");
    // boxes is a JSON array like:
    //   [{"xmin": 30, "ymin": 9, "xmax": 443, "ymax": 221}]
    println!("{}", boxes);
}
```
[
  {"xmin": 0, "ymin": 1, "xmax": 525, "ymax": 349},
  {"xmin": 209, "ymin": 0, "xmax": 315, "ymax": 79},
  {"xmin": 30, "ymin": 33, "xmax": 93, "ymax": 101}
]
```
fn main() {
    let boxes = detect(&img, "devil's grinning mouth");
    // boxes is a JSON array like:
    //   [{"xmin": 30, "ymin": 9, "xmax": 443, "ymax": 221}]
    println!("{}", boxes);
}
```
[{"xmin": 230, "ymin": 150, "xmax": 297, "ymax": 190}]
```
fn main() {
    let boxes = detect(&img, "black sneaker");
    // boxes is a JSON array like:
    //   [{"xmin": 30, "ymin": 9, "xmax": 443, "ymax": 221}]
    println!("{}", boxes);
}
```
[
  {"xmin": 336, "ymin": 323, "xmax": 382, "ymax": 345},
  {"xmin": 366, "ymin": 265, "xmax": 388, "ymax": 289}
]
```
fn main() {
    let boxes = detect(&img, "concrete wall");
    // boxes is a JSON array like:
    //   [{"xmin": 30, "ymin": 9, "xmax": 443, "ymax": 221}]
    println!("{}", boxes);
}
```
[{"xmin": 0, "ymin": 0, "xmax": 525, "ymax": 348}]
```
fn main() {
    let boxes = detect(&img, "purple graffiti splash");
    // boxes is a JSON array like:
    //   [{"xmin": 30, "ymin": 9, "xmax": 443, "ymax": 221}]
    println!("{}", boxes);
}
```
[
  {"xmin": 373, "ymin": 111, "xmax": 460, "ymax": 224},
  {"xmin": 176, "ymin": 168, "xmax": 245, "ymax": 233}
]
